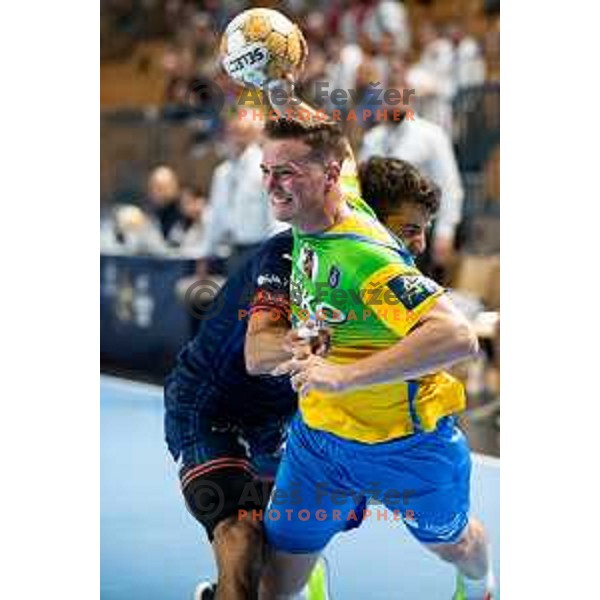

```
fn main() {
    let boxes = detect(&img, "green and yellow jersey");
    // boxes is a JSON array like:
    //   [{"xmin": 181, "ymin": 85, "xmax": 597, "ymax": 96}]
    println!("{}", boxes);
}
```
[{"xmin": 290, "ymin": 192, "xmax": 465, "ymax": 443}]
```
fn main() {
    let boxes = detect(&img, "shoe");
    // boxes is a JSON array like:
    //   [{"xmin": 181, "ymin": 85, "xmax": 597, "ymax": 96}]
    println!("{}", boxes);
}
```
[
  {"xmin": 193, "ymin": 581, "xmax": 217, "ymax": 600},
  {"xmin": 192, "ymin": 561, "xmax": 328, "ymax": 600},
  {"xmin": 452, "ymin": 572, "xmax": 494, "ymax": 600},
  {"xmin": 304, "ymin": 557, "xmax": 329, "ymax": 600}
]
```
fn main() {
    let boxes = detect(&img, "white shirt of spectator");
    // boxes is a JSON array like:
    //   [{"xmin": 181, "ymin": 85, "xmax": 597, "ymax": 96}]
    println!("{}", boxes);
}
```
[
  {"xmin": 455, "ymin": 37, "xmax": 486, "ymax": 89},
  {"xmin": 363, "ymin": 0, "xmax": 411, "ymax": 53},
  {"xmin": 415, "ymin": 37, "xmax": 456, "ymax": 98},
  {"xmin": 359, "ymin": 115, "xmax": 464, "ymax": 240},
  {"xmin": 341, "ymin": 0, "xmax": 411, "ymax": 53},
  {"xmin": 197, "ymin": 143, "xmax": 287, "ymax": 259},
  {"xmin": 408, "ymin": 36, "xmax": 456, "ymax": 133},
  {"xmin": 325, "ymin": 43, "xmax": 364, "ymax": 104}
]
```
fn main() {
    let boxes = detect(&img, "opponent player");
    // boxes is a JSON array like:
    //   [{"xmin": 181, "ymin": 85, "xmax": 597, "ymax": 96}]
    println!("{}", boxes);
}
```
[
  {"xmin": 251, "ymin": 117, "xmax": 495, "ymax": 600},
  {"xmin": 358, "ymin": 156, "xmax": 440, "ymax": 259},
  {"xmin": 164, "ymin": 227, "xmax": 333, "ymax": 600}
]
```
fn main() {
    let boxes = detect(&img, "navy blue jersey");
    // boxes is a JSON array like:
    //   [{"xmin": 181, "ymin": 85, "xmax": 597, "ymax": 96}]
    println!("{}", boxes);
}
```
[{"xmin": 165, "ymin": 231, "xmax": 295, "ymax": 427}]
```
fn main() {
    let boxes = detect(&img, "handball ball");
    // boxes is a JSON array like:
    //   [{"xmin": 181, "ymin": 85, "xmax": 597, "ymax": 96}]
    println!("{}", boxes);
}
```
[{"xmin": 220, "ymin": 8, "xmax": 308, "ymax": 88}]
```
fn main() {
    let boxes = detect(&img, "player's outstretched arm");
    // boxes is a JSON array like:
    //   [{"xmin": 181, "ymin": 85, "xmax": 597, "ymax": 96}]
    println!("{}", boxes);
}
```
[
  {"xmin": 275, "ymin": 295, "xmax": 478, "ymax": 394},
  {"xmin": 347, "ymin": 294, "xmax": 478, "ymax": 385}
]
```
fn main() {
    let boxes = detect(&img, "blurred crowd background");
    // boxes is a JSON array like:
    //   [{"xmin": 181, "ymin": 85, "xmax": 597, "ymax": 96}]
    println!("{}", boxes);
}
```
[{"xmin": 100, "ymin": 0, "xmax": 500, "ymax": 450}]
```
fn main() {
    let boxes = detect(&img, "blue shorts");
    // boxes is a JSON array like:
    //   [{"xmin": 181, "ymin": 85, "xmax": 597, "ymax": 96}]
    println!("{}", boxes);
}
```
[{"xmin": 264, "ymin": 415, "xmax": 471, "ymax": 553}]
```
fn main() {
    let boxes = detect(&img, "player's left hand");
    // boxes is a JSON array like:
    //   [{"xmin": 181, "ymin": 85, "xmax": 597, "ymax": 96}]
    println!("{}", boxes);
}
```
[{"xmin": 272, "ymin": 355, "xmax": 350, "ymax": 395}]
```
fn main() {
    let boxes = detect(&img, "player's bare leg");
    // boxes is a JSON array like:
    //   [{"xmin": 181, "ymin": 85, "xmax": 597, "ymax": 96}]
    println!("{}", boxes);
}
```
[
  {"xmin": 211, "ymin": 513, "xmax": 266, "ymax": 600},
  {"xmin": 425, "ymin": 517, "xmax": 495, "ymax": 598},
  {"xmin": 259, "ymin": 550, "xmax": 320, "ymax": 600}
]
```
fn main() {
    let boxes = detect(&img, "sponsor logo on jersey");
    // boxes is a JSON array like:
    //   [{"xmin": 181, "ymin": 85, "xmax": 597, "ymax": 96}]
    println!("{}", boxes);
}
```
[
  {"xmin": 387, "ymin": 275, "xmax": 440, "ymax": 310},
  {"xmin": 257, "ymin": 273, "xmax": 282, "ymax": 287},
  {"xmin": 328, "ymin": 265, "xmax": 341, "ymax": 288}
]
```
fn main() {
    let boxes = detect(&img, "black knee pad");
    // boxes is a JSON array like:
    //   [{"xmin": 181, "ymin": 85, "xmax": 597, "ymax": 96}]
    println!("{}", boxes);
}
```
[{"xmin": 181, "ymin": 465, "xmax": 272, "ymax": 541}]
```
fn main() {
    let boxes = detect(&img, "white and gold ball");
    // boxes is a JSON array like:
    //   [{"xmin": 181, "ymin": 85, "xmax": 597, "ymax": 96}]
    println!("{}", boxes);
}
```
[{"xmin": 220, "ymin": 8, "xmax": 308, "ymax": 88}]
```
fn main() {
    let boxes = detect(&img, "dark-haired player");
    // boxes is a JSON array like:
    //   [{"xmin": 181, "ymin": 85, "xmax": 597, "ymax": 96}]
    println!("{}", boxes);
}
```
[
  {"xmin": 358, "ymin": 156, "xmax": 441, "ymax": 258},
  {"xmin": 165, "ymin": 227, "xmax": 334, "ymax": 600},
  {"xmin": 164, "ymin": 230, "xmax": 296, "ymax": 600}
]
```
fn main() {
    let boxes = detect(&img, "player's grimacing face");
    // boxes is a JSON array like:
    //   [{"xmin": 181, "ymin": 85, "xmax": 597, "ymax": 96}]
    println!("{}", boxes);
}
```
[
  {"xmin": 385, "ymin": 201, "xmax": 431, "ymax": 257},
  {"xmin": 261, "ymin": 140, "xmax": 328, "ymax": 226}
]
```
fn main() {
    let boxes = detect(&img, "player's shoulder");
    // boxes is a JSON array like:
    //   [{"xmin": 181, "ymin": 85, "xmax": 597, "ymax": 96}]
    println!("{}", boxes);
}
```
[
  {"xmin": 256, "ymin": 229, "xmax": 293, "ymax": 256},
  {"xmin": 325, "ymin": 211, "xmax": 415, "ymax": 277},
  {"xmin": 331, "ymin": 207, "xmax": 397, "ymax": 248},
  {"xmin": 355, "ymin": 233, "xmax": 415, "ymax": 273},
  {"xmin": 249, "ymin": 230, "xmax": 293, "ymax": 282}
]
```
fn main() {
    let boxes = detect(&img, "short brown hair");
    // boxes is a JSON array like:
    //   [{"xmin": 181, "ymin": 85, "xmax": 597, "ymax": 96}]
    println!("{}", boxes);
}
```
[
  {"xmin": 264, "ymin": 117, "xmax": 349, "ymax": 163},
  {"xmin": 358, "ymin": 157, "xmax": 440, "ymax": 218}
]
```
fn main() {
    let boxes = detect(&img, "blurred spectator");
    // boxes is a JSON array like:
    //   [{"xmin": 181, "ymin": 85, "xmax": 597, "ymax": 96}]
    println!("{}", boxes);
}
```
[
  {"xmin": 164, "ymin": 0, "xmax": 202, "ymax": 38},
  {"xmin": 323, "ymin": 37, "xmax": 364, "ymax": 104},
  {"xmin": 183, "ymin": 11, "xmax": 218, "ymax": 62},
  {"xmin": 340, "ymin": 0, "xmax": 410, "ymax": 54},
  {"xmin": 101, "ymin": 175, "xmax": 208, "ymax": 257},
  {"xmin": 407, "ymin": 22, "xmax": 455, "ymax": 133},
  {"xmin": 351, "ymin": 63, "xmax": 386, "ymax": 127},
  {"xmin": 407, "ymin": 21, "xmax": 486, "ymax": 134},
  {"xmin": 301, "ymin": 40, "xmax": 328, "ymax": 101},
  {"xmin": 104, "ymin": 166, "xmax": 183, "ymax": 256},
  {"xmin": 339, "ymin": 0, "xmax": 373, "ymax": 44},
  {"xmin": 162, "ymin": 45, "xmax": 197, "ymax": 105},
  {"xmin": 304, "ymin": 11, "xmax": 328, "ymax": 49},
  {"xmin": 196, "ymin": 0, "xmax": 231, "ymax": 33},
  {"xmin": 363, "ymin": 0, "xmax": 411, "ymax": 54},
  {"xmin": 167, "ymin": 187, "xmax": 208, "ymax": 257},
  {"xmin": 196, "ymin": 115, "xmax": 287, "ymax": 275},
  {"xmin": 360, "ymin": 99, "xmax": 464, "ymax": 271},
  {"xmin": 449, "ymin": 24, "xmax": 486, "ymax": 90},
  {"xmin": 355, "ymin": 47, "xmax": 382, "ymax": 90},
  {"xmin": 373, "ymin": 31, "xmax": 401, "ymax": 86},
  {"xmin": 143, "ymin": 165, "xmax": 186, "ymax": 245},
  {"xmin": 103, "ymin": 204, "xmax": 168, "ymax": 256}
]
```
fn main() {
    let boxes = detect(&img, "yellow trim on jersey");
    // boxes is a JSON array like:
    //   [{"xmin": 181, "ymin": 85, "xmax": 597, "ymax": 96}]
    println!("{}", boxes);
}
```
[
  {"xmin": 300, "ymin": 371, "xmax": 466, "ymax": 443},
  {"xmin": 362, "ymin": 263, "xmax": 418, "ymax": 288},
  {"xmin": 300, "ymin": 384, "xmax": 419, "ymax": 443},
  {"xmin": 298, "ymin": 353, "xmax": 465, "ymax": 444},
  {"xmin": 414, "ymin": 372, "xmax": 467, "ymax": 431},
  {"xmin": 340, "ymin": 173, "xmax": 360, "ymax": 196},
  {"xmin": 327, "ymin": 211, "xmax": 393, "ymax": 245}
]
